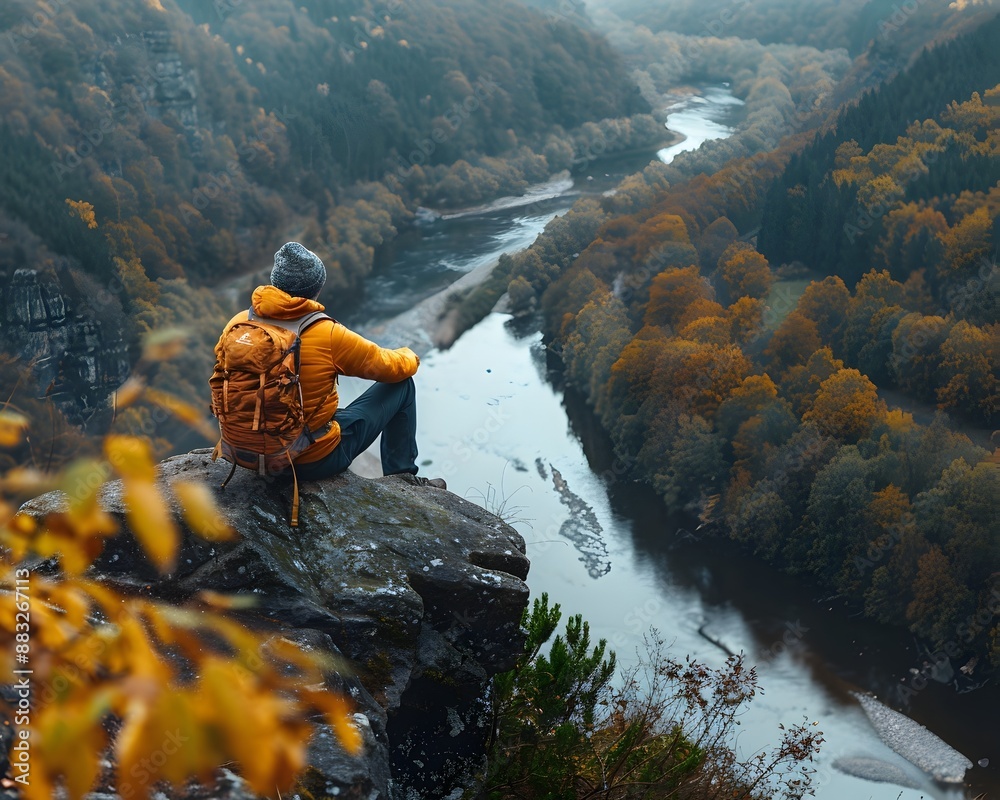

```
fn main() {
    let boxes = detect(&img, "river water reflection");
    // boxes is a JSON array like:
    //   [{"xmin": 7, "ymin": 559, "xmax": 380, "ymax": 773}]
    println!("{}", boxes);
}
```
[{"xmin": 333, "ymin": 84, "xmax": 997, "ymax": 798}]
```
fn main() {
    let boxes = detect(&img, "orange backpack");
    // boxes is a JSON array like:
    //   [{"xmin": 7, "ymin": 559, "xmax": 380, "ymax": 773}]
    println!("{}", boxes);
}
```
[{"xmin": 209, "ymin": 309, "xmax": 332, "ymax": 526}]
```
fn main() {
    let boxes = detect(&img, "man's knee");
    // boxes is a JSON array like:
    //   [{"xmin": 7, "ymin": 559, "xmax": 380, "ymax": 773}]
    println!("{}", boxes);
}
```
[{"xmin": 399, "ymin": 376, "xmax": 415, "ymax": 403}]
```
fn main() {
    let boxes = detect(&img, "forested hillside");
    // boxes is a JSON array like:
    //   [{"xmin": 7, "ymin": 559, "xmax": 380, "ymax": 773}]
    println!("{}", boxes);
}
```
[
  {"xmin": 480, "ymin": 15, "xmax": 1000, "ymax": 677},
  {"xmin": 760, "ymin": 16, "xmax": 1000, "ymax": 285},
  {"xmin": 593, "ymin": 0, "xmax": 997, "ymax": 56},
  {"xmin": 586, "ymin": 3, "xmax": 853, "ymax": 179},
  {"xmin": 0, "ymin": 0, "xmax": 653, "ymax": 449},
  {"xmin": 594, "ymin": 0, "xmax": 869, "ymax": 52},
  {"xmin": 0, "ymin": 0, "xmax": 646, "ymax": 294},
  {"xmin": 175, "ymin": 0, "xmax": 647, "ymax": 183}
]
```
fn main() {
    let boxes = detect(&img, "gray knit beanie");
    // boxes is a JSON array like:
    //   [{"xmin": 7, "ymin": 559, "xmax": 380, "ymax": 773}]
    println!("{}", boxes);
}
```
[{"xmin": 271, "ymin": 242, "xmax": 327, "ymax": 298}]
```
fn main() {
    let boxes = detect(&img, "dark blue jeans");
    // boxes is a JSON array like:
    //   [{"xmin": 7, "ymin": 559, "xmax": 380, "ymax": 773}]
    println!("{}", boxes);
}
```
[{"xmin": 294, "ymin": 378, "xmax": 419, "ymax": 480}]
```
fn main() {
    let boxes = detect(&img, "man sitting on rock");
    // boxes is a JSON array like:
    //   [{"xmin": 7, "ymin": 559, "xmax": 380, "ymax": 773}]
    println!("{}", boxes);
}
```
[{"xmin": 216, "ymin": 241, "xmax": 446, "ymax": 488}]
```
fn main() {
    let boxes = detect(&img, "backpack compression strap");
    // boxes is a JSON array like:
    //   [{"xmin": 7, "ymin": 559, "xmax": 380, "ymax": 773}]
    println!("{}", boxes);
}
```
[
  {"xmin": 247, "ymin": 307, "xmax": 334, "ymax": 439},
  {"xmin": 244, "ymin": 308, "xmax": 334, "ymax": 527}
]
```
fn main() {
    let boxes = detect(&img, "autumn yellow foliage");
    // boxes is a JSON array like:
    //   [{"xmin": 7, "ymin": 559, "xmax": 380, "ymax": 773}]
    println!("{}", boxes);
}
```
[
  {"xmin": 1, "ymin": 353, "xmax": 360, "ymax": 799},
  {"xmin": 64, "ymin": 199, "xmax": 98, "ymax": 230},
  {"xmin": 802, "ymin": 368, "xmax": 883, "ymax": 442}
]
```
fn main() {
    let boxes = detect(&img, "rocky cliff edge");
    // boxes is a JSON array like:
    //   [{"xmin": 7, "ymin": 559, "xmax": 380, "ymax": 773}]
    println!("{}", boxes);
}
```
[{"xmin": 20, "ymin": 449, "xmax": 531, "ymax": 800}]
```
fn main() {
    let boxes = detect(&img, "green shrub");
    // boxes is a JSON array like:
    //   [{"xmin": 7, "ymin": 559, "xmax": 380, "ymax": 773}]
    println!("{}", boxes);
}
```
[{"xmin": 485, "ymin": 594, "xmax": 824, "ymax": 800}]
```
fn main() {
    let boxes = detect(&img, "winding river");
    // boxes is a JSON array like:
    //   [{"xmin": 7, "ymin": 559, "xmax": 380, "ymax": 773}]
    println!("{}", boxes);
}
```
[{"xmin": 334, "ymin": 86, "xmax": 998, "ymax": 799}]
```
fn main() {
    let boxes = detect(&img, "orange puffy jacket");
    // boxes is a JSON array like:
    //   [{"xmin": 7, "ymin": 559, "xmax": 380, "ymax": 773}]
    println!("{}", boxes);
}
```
[{"xmin": 215, "ymin": 285, "xmax": 419, "ymax": 464}]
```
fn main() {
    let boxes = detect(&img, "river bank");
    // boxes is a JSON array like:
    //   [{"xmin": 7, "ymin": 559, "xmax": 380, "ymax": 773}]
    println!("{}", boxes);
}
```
[
  {"xmin": 347, "ymin": 86, "xmax": 747, "ymax": 346},
  {"xmin": 362, "ymin": 253, "xmax": 504, "ymax": 353}
]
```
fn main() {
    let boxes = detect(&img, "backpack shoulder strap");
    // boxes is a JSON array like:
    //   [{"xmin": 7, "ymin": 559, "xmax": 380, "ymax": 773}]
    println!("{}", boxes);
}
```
[{"xmin": 295, "ymin": 310, "xmax": 335, "ymax": 336}]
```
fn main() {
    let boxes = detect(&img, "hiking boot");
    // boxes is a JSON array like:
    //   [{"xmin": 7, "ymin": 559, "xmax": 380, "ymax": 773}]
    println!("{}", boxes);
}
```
[{"xmin": 396, "ymin": 473, "xmax": 447, "ymax": 490}]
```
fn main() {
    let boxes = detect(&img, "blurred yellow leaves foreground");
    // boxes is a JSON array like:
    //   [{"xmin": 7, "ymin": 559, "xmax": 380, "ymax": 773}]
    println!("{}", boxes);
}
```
[{"xmin": 0, "ymin": 353, "xmax": 362, "ymax": 799}]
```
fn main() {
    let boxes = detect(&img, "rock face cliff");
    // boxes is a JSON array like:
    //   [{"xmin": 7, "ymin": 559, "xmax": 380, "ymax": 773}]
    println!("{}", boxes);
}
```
[
  {"xmin": 21, "ymin": 450, "xmax": 531, "ymax": 799},
  {"xmin": 0, "ymin": 269, "xmax": 130, "ymax": 425},
  {"xmin": 138, "ymin": 30, "xmax": 201, "ymax": 143}
]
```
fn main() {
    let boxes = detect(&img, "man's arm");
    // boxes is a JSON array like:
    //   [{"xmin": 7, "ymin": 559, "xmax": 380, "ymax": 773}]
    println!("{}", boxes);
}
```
[{"xmin": 329, "ymin": 323, "xmax": 419, "ymax": 382}]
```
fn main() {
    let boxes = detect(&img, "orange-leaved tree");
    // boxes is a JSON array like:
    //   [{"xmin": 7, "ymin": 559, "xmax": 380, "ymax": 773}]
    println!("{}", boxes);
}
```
[
  {"xmin": 716, "ymin": 242, "xmax": 773, "ymax": 302},
  {"xmin": 802, "ymin": 368, "xmax": 883, "ymax": 442}
]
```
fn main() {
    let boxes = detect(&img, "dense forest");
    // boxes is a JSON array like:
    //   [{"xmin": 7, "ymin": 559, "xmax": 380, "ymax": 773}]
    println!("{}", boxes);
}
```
[
  {"xmin": 588, "ymin": 3, "xmax": 852, "ymax": 180},
  {"xmin": 4, "ymin": 0, "xmax": 983, "ymax": 448},
  {"xmin": 0, "ymin": 0, "xmax": 662, "ymax": 450},
  {"xmin": 456, "ymin": 15, "xmax": 1000, "ymax": 680},
  {"xmin": 0, "ymin": 0, "xmax": 647, "ymax": 294},
  {"xmin": 594, "ymin": 0, "xmax": 998, "ymax": 56},
  {"xmin": 175, "ymin": 0, "xmax": 648, "ymax": 181}
]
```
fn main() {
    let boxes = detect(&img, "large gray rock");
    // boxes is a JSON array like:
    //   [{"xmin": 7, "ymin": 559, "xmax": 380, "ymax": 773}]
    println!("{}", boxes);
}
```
[
  {"xmin": 831, "ymin": 756, "xmax": 924, "ymax": 790},
  {"xmin": 20, "ymin": 449, "xmax": 531, "ymax": 799},
  {"xmin": 851, "ymin": 692, "xmax": 973, "ymax": 784}
]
